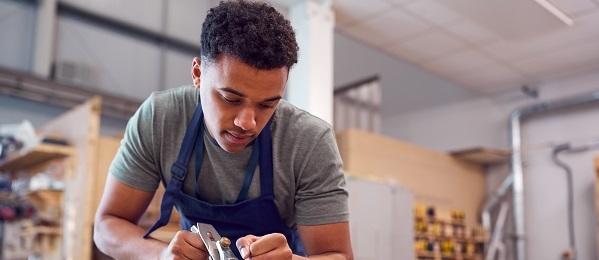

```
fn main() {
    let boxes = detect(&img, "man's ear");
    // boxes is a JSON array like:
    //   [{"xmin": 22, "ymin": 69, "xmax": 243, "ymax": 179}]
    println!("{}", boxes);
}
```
[{"xmin": 191, "ymin": 57, "xmax": 202, "ymax": 88}]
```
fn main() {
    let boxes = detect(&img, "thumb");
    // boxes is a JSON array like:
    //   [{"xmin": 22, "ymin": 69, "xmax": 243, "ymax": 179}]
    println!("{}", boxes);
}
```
[{"xmin": 236, "ymin": 235, "xmax": 259, "ymax": 259}]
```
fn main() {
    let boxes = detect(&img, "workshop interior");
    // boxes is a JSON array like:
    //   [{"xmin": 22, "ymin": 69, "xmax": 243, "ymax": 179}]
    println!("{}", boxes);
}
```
[{"xmin": 1, "ymin": 0, "xmax": 599, "ymax": 259}]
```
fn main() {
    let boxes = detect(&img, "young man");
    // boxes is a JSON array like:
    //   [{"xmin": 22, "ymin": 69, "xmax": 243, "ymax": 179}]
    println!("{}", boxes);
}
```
[{"xmin": 94, "ymin": 1, "xmax": 352, "ymax": 259}]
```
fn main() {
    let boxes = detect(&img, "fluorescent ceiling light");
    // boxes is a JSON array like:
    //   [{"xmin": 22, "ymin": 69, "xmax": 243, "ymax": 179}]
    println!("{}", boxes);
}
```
[{"xmin": 534, "ymin": 0, "xmax": 574, "ymax": 26}]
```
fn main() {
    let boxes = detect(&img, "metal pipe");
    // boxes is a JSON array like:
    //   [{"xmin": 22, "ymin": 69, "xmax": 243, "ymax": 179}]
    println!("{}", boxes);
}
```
[
  {"xmin": 552, "ymin": 143, "xmax": 577, "ymax": 260},
  {"xmin": 482, "ymin": 174, "xmax": 513, "ymax": 233},
  {"xmin": 509, "ymin": 110, "xmax": 526, "ymax": 260},
  {"xmin": 486, "ymin": 202, "xmax": 510, "ymax": 260},
  {"xmin": 508, "ymin": 90, "xmax": 599, "ymax": 260}
]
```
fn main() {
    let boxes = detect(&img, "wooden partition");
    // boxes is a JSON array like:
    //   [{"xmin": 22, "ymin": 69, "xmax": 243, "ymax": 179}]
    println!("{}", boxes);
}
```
[
  {"xmin": 92, "ymin": 137, "xmax": 122, "ymax": 215},
  {"xmin": 41, "ymin": 97, "xmax": 101, "ymax": 260},
  {"xmin": 336, "ymin": 128, "xmax": 486, "ymax": 226},
  {"xmin": 92, "ymin": 132, "xmax": 181, "ymax": 245}
]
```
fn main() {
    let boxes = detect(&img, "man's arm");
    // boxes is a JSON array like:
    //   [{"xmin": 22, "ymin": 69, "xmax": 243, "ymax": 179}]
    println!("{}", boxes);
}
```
[
  {"xmin": 296, "ymin": 222, "xmax": 353, "ymax": 259},
  {"xmin": 94, "ymin": 174, "xmax": 207, "ymax": 259},
  {"xmin": 235, "ymin": 222, "xmax": 353, "ymax": 260}
]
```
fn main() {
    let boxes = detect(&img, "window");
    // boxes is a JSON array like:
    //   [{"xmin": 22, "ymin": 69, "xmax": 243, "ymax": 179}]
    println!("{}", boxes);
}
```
[{"xmin": 334, "ymin": 76, "xmax": 381, "ymax": 133}]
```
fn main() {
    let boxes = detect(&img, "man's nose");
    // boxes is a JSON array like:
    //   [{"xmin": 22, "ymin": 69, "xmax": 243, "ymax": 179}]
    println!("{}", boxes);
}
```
[{"xmin": 234, "ymin": 107, "xmax": 256, "ymax": 131}]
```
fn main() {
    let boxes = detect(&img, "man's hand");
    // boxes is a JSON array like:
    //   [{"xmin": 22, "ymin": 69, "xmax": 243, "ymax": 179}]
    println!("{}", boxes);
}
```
[
  {"xmin": 236, "ymin": 233, "xmax": 293, "ymax": 259},
  {"xmin": 161, "ymin": 230, "xmax": 209, "ymax": 260}
]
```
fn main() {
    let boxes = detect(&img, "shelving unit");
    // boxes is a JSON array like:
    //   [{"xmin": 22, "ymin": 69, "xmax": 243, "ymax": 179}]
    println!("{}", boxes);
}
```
[
  {"xmin": 414, "ymin": 232, "xmax": 487, "ymax": 244},
  {"xmin": 0, "ymin": 143, "xmax": 74, "ymax": 259},
  {"xmin": 413, "ymin": 212, "xmax": 487, "ymax": 260},
  {"xmin": 1, "ymin": 96, "xmax": 104, "ymax": 260}
]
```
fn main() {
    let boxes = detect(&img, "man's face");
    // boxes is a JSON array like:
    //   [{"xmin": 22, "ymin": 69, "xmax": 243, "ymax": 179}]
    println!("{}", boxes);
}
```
[{"xmin": 192, "ymin": 55, "xmax": 287, "ymax": 153}]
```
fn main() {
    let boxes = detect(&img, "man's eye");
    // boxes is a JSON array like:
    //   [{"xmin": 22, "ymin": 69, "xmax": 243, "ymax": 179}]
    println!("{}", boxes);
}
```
[
  {"xmin": 222, "ymin": 95, "xmax": 240, "ymax": 103},
  {"xmin": 260, "ymin": 103, "xmax": 274, "ymax": 109}
]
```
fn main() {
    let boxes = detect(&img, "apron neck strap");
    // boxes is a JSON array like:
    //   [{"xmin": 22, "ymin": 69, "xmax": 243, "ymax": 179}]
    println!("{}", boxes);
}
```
[
  {"xmin": 258, "ymin": 120, "xmax": 274, "ymax": 196},
  {"xmin": 171, "ymin": 103, "xmax": 203, "ymax": 180}
]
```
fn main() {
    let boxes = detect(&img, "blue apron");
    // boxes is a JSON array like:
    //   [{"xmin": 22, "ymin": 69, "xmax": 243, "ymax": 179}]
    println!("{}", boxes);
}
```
[{"xmin": 143, "ymin": 103, "xmax": 306, "ymax": 258}]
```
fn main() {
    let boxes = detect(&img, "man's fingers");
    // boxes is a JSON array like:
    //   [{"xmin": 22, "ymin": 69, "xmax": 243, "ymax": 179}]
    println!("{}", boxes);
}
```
[
  {"xmin": 165, "ymin": 230, "xmax": 208, "ymax": 259},
  {"xmin": 180, "ymin": 230, "xmax": 206, "ymax": 251},
  {"xmin": 248, "ymin": 233, "xmax": 289, "ymax": 257},
  {"xmin": 236, "ymin": 235, "xmax": 260, "ymax": 259}
]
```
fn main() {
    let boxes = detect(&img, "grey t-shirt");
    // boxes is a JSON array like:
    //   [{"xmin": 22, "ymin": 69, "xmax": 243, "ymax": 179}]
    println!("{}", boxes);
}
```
[{"xmin": 109, "ymin": 85, "xmax": 349, "ymax": 227}]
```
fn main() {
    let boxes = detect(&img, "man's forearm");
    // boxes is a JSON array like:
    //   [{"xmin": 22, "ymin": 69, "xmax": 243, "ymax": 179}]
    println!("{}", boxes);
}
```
[{"xmin": 94, "ymin": 215, "xmax": 167, "ymax": 259}]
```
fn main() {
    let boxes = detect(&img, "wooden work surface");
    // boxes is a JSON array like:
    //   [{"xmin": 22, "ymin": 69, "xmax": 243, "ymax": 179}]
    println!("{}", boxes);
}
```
[{"xmin": 336, "ymin": 128, "xmax": 485, "ymax": 226}]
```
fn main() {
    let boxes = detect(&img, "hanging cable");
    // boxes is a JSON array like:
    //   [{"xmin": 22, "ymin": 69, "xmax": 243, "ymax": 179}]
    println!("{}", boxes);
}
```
[{"xmin": 551, "ymin": 143, "xmax": 577, "ymax": 260}]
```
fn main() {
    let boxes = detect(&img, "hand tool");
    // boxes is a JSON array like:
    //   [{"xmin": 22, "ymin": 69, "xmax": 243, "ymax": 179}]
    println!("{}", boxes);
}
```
[{"xmin": 191, "ymin": 223, "xmax": 238, "ymax": 260}]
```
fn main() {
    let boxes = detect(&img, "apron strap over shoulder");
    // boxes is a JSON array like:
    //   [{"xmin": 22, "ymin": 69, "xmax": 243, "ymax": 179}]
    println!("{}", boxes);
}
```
[{"xmin": 143, "ymin": 103, "xmax": 204, "ymax": 238}]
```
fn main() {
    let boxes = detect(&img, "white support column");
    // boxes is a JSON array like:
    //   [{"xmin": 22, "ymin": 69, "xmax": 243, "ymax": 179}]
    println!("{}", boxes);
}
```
[
  {"xmin": 33, "ymin": 0, "xmax": 58, "ymax": 77},
  {"xmin": 287, "ymin": 0, "xmax": 335, "ymax": 125}
]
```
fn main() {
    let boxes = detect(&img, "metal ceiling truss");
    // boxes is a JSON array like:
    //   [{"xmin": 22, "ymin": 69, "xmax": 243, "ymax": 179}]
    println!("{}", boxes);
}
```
[{"xmin": 0, "ymin": 66, "xmax": 140, "ymax": 120}]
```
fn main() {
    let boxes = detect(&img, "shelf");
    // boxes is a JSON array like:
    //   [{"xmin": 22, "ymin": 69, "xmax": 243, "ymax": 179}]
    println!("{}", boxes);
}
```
[
  {"xmin": 417, "ymin": 251, "xmax": 482, "ymax": 260},
  {"xmin": 415, "ymin": 216, "xmax": 465, "ymax": 226},
  {"xmin": 22, "ymin": 225, "xmax": 62, "ymax": 236},
  {"xmin": 25, "ymin": 190, "xmax": 63, "ymax": 209},
  {"xmin": 0, "ymin": 143, "xmax": 75, "ymax": 172},
  {"xmin": 450, "ymin": 147, "xmax": 510, "ymax": 165},
  {"xmin": 26, "ymin": 189, "xmax": 64, "ymax": 222},
  {"xmin": 0, "ymin": 191, "xmax": 13, "ymax": 200},
  {"xmin": 414, "ymin": 232, "xmax": 487, "ymax": 244}
]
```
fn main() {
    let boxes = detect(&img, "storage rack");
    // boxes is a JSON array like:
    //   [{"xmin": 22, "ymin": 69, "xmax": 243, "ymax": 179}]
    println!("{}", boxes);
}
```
[
  {"xmin": 0, "ymin": 142, "xmax": 75, "ymax": 259},
  {"xmin": 414, "ymin": 208, "xmax": 488, "ymax": 260}
]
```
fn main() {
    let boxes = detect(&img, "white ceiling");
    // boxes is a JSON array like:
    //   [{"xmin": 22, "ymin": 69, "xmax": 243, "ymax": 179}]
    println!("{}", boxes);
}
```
[{"xmin": 271, "ymin": 0, "xmax": 599, "ymax": 95}]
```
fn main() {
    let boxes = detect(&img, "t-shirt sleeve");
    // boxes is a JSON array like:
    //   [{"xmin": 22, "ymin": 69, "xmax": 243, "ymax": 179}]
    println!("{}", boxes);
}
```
[
  {"xmin": 294, "ymin": 127, "xmax": 349, "ymax": 226},
  {"xmin": 109, "ymin": 95, "xmax": 161, "ymax": 191}
]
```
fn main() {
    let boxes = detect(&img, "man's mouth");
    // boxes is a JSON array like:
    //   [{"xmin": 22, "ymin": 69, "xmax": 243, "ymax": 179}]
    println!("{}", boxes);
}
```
[{"xmin": 225, "ymin": 131, "xmax": 253, "ymax": 144}]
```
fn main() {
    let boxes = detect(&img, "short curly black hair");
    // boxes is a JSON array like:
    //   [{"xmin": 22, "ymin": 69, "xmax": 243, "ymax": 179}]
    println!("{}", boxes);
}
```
[{"xmin": 200, "ymin": 0, "xmax": 299, "ymax": 70}]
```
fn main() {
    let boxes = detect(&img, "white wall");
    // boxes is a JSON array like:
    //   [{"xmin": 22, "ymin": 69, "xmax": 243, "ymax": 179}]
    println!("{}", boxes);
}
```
[
  {"xmin": 0, "ymin": 1, "xmax": 36, "ymax": 72},
  {"xmin": 384, "ymin": 71, "xmax": 599, "ymax": 260},
  {"xmin": 55, "ymin": 15, "xmax": 163, "ymax": 100},
  {"xmin": 53, "ymin": 0, "xmax": 220, "ymax": 99},
  {"xmin": 59, "ymin": 0, "xmax": 215, "ymax": 46}
]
